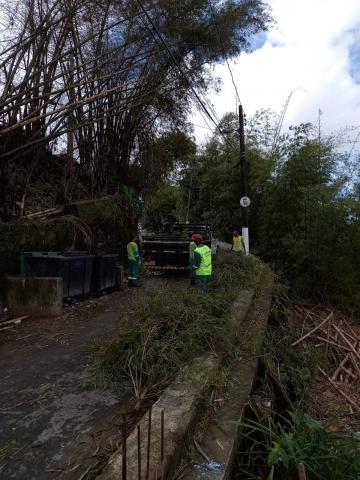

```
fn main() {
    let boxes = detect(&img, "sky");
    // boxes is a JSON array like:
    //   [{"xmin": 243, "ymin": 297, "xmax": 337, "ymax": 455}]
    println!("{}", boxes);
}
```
[{"xmin": 193, "ymin": 0, "xmax": 360, "ymax": 151}]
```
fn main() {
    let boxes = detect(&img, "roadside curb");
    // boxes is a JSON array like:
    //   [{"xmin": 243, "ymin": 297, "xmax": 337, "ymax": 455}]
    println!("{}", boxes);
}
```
[
  {"xmin": 181, "ymin": 268, "xmax": 274, "ymax": 480},
  {"xmin": 97, "ymin": 353, "xmax": 220, "ymax": 480},
  {"xmin": 96, "ymin": 284, "xmax": 257, "ymax": 480}
]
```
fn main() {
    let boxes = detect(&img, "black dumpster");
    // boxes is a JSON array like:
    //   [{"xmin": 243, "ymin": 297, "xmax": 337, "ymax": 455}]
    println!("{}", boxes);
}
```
[
  {"xmin": 26, "ymin": 252, "xmax": 94, "ymax": 298},
  {"xmin": 91, "ymin": 254, "xmax": 118, "ymax": 295}
]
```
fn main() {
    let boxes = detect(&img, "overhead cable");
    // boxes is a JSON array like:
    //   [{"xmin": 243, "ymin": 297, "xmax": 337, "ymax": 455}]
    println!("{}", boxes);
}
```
[{"xmin": 135, "ymin": 0, "xmax": 222, "ymax": 133}]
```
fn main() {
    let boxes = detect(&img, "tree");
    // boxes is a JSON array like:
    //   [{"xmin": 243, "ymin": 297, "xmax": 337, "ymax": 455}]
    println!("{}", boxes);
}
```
[
  {"xmin": 142, "ymin": 184, "xmax": 181, "ymax": 231},
  {"xmin": 0, "ymin": 0, "xmax": 272, "ymax": 218},
  {"xmin": 182, "ymin": 110, "xmax": 360, "ymax": 312}
]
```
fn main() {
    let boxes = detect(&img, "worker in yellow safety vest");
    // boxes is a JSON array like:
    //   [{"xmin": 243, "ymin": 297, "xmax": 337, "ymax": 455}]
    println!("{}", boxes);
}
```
[
  {"xmin": 191, "ymin": 234, "xmax": 212, "ymax": 292},
  {"xmin": 127, "ymin": 234, "xmax": 140, "ymax": 287},
  {"xmin": 189, "ymin": 234, "xmax": 197, "ymax": 285},
  {"xmin": 232, "ymin": 230, "xmax": 245, "ymax": 254}
]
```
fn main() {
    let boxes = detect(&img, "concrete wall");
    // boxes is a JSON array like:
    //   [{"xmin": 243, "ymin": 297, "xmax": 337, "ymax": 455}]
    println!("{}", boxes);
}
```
[{"xmin": 6, "ymin": 276, "xmax": 63, "ymax": 316}]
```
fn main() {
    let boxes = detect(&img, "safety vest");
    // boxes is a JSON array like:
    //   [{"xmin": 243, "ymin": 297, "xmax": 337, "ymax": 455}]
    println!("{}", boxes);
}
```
[
  {"xmin": 195, "ymin": 245, "xmax": 212, "ymax": 276},
  {"xmin": 233, "ymin": 235, "xmax": 243, "ymax": 252},
  {"xmin": 189, "ymin": 241, "xmax": 197, "ymax": 258},
  {"xmin": 127, "ymin": 241, "xmax": 139, "ymax": 261}
]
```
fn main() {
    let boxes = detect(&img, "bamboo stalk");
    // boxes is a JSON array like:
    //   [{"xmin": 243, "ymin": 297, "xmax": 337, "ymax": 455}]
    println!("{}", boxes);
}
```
[
  {"xmin": 325, "ymin": 313, "xmax": 332, "ymax": 356},
  {"xmin": 160, "ymin": 410, "xmax": 165, "ymax": 480},
  {"xmin": 0, "ymin": 81, "xmax": 150, "ymax": 135},
  {"xmin": 298, "ymin": 463, "xmax": 307, "ymax": 480},
  {"xmin": 333, "ymin": 325, "xmax": 360, "ymax": 362},
  {"xmin": 332, "ymin": 354, "xmax": 350, "ymax": 381},
  {"xmin": 318, "ymin": 367, "xmax": 360, "ymax": 413},
  {"xmin": 0, "ymin": 9, "xmax": 144, "ymax": 101},
  {"xmin": 0, "ymin": 81, "xmax": 179, "ymax": 161},
  {"xmin": 341, "ymin": 366, "xmax": 357, "ymax": 381},
  {"xmin": 146, "ymin": 407, "xmax": 152, "ymax": 480},
  {"xmin": 25, "ymin": 207, "xmax": 60, "ymax": 218},
  {"xmin": 350, "ymin": 353, "xmax": 360, "ymax": 380},
  {"xmin": 0, "ymin": 48, "xmax": 161, "ymax": 118},
  {"xmin": 137, "ymin": 425, "xmax": 141, "ymax": 480},
  {"xmin": 343, "ymin": 320, "xmax": 359, "ymax": 341},
  {"xmin": 291, "ymin": 312, "xmax": 333, "ymax": 347},
  {"xmin": 0, "ymin": 315, "xmax": 29, "ymax": 327},
  {"xmin": 315, "ymin": 336, "xmax": 351, "ymax": 353},
  {"xmin": 122, "ymin": 414, "xmax": 127, "ymax": 480}
]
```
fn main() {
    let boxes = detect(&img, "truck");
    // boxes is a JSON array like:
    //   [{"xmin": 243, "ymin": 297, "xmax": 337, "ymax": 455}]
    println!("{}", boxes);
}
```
[{"xmin": 141, "ymin": 223, "xmax": 217, "ymax": 271}]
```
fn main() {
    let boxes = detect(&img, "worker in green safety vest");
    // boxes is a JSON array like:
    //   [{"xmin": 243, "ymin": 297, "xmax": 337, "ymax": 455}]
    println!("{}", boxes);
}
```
[
  {"xmin": 232, "ymin": 230, "xmax": 245, "ymax": 254},
  {"xmin": 189, "ymin": 234, "xmax": 197, "ymax": 285},
  {"xmin": 127, "ymin": 234, "xmax": 140, "ymax": 287},
  {"xmin": 192, "ymin": 234, "xmax": 212, "ymax": 292}
]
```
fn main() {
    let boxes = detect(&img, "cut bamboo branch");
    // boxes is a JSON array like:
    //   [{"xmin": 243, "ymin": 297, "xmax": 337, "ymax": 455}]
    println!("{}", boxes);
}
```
[
  {"xmin": 0, "ymin": 325, "xmax": 15, "ymax": 332},
  {"xmin": 25, "ymin": 207, "xmax": 60, "ymax": 218},
  {"xmin": 341, "ymin": 366, "xmax": 357, "ymax": 381},
  {"xmin": 350, "ymin": 354, "xmax": 360, "ymax": 380},
  {"xmin": 332, "ymin": 354, "xmax": 351, "ymax": 381},
  {"xmin": 292, "ymin": 312, "xmax": 333, "ymax": 347},
  {"xmin": 318, "ymin": 367, "xmax": 360, "ymax": 413},
  {"xmin": 0, "ymin": 315, "xmax": 29, "ymax": 327},
  {"xmin": 344, "ymin": 320, "xmax": 359, "ymax": 341},
  {"xmin": 314, "ymin": 336, "xmax": 351, "ymax": 353},
  {"xmin": 336, "ymin": 325, "xmax": 358, "ymax": 344},
  {"xmin": 333, "ymin": 325, "xmax": 360, "ymax": 362},
  {"xmin": 325, "ymin": 313, "xmax": 332, "ymax": 356}
]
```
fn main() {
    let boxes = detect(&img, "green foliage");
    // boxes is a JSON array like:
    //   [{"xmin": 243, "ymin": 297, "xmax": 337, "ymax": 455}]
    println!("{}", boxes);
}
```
[
  {"xmin": 140, "ymin": 131, "xmax": 199, "ymax": 229},
  {"xmin": 181, "ymin": 109, "xmax": 360, "ymax": 313},
  {"xmin": 0, "ymin": 218, "xmax": 91, "ymax": 277},
  {"xmin": 181, "ymin": 137, "xmax": 242, "ymax": 238},
  {"xmin": 93, "ymin": 253, "xmax": 262, "ymax": 394},
  {"xmin": 137, "ymin": 131, "xmax": 197, "ymax": 194},
  {"xmin": 142, "ymin": 184, "xmax": 181, "ymax": 230},
  {"xmin": 264, "ymin": 323, "xmax": 320, "ymax": 403},
  {"xmin": 235, "ymin": 412, "xmax": 360, "ymax": 480}
]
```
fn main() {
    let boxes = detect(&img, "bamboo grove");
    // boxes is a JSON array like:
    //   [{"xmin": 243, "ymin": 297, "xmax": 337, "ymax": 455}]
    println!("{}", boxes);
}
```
[{"xmin": 0, "ymin": 0, "xmax": 271, "ymax": 219}]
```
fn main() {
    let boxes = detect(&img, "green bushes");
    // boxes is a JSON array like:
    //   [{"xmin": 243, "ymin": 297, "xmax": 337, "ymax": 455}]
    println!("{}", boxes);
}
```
[
  {"xmin": 236, "ymin": 412, "xmax": 360, "ymax": 480},
  {"xmin": 264, "ymin": 324, "xmax": 321, "ymax": 404}
]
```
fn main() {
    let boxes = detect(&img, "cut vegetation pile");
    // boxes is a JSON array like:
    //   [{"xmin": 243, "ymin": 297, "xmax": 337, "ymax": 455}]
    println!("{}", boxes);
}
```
[
  {"xmin": 291, "ymin": 304, "xmax": 360, "ymax": 424},
  {"xmin": 94, "ymin": 253, "xmax": 263, "ymax": 404},
  {"xmin": 233, "ymin": 298, "xmax": 360, "ymax": 480}
]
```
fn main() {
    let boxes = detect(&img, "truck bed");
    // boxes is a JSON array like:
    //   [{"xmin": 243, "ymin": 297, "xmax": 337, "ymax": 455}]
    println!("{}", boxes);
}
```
[{"xmin": 142, "ymin": 224, "xmax": 213, "ymax": 270}]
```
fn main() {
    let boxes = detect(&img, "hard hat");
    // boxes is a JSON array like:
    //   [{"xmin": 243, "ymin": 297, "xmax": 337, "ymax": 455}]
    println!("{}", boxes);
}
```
[{"xmin": 192, "ymin": 234, "xmax": 202, "ymax": 244}]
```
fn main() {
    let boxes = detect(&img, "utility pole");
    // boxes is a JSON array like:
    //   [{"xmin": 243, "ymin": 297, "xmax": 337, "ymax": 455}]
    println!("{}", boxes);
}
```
[{"xmin": 239, "ymin": 105, "xmax": 250, "ymax": 255}]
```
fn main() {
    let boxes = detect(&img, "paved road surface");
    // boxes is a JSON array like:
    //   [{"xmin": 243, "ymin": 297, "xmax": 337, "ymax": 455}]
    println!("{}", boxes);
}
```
[{"xmin": 0, "ymin": 284, "xmax": 143, "ymax": 480}]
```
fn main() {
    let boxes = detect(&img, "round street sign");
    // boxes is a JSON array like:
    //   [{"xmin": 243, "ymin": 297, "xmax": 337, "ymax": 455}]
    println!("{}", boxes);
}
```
[{"xmin": 240, "ymin": 196, "xmax": 251, "ymax": 208}]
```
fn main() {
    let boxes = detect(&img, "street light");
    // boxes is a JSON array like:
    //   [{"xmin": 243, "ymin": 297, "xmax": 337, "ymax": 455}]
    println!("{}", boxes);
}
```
[{"xmin": 221, "ymin": 105, "xmax": 250, "ymax": 255}]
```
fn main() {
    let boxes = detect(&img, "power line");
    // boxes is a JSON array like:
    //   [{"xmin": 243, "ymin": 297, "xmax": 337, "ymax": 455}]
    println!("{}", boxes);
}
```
[
  {"xmin": 207, "ymin": 0, "xmax": 242, "ymax": 109},
  {"xmin": 135, "ymin": 0, "xmax": 221, "ymax": 133},
  {"xmin": 192, "ymin": 123, "xmax": 213, "ymax": 130},
  {"xmin": 270, "ymin": 91, "xmax": 293, "ymax": 158}
]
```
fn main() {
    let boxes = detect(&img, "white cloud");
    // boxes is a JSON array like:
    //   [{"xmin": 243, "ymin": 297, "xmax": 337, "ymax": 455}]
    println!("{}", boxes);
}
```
[{"xmin": 193, "ymin": 0, "xmax": 360, "ymax": 150}]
